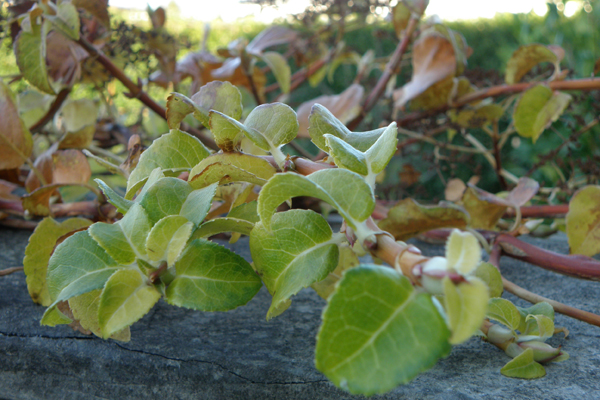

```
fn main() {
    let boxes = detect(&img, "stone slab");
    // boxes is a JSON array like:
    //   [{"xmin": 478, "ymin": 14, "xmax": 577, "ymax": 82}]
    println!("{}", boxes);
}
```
[{"xmin": 1, "ymin": 228, "xmax": 599, "ymax": 399}]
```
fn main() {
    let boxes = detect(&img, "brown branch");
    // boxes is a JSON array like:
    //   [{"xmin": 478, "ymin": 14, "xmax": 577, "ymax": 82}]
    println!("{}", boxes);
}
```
[
  {"xmin": 347, "ymin": 17, "xmax": 420, "ymax": 131},
  {"xmin": 397, "ymin": 78, "xmax": 600, "ymax": 126},
  {"xmin": 0, "ymin": 266, "xmax": 24, "ymax": 277},
  {"xmin": 76, "ymin": 36, "xmax": 218, "ymax": 151},
  {"xmin": 30, "ymin": 88, "xmax": 71, "ymax": 133}
]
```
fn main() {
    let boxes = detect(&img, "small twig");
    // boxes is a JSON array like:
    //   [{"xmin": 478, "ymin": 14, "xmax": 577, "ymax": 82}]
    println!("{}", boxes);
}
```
[
  {"xmin": 0, "ymin": 266, "xmax": 24, "ymax": 276},
  {"xmin": 503, "ymin": 204, "xmax": 569, "ymax": 218},
  {"xmin": 347, "ymin": 17, "xmax": 420, "ymax": 130},
  {"xmin": 491, "ymin": 121, "xmax": 508, "ymax": 190},
  {"xmin": 30, "ymin": 88, "xmax": 71, "ymax": 133},
  {"xmin": 502, "ymin": 277, "xmax": 600, "ymax": 328}
]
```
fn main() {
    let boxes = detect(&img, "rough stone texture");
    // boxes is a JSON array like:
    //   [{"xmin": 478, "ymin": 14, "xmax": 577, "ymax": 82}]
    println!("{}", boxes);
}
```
[{"xmin": 1, "ymin": 227, "xmax": 599, "ymax": 399}]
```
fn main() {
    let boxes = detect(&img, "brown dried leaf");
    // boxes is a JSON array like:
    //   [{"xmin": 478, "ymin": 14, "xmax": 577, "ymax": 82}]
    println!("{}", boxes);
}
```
[
  {"xmin": 393, "ymin": 30, "xmax": 457, "ymax": 108},
  {"xmin": 445, "ymin": 178, "xmax": 466, "ymax": 202},
  {"xmin": 399, "ymin": 164, "xmax": 421, "ymax": 187},
  {"xmin": 46, "ymin": 31, "xmax": 88, "ymax": 86},
  {"xmin": 26, "ymin": 147, "xmax": 91, "ymax": 192},
  {"xmin": 506, "ymin": 177, "xmax": 539, "ymax": 207},
  {"xmin": 0, "ymin": 79, "xmax": 33, "ymax": 170},
  {"xmin": 246, "ymin": 26, "xmax": 298, "ymax": 56},
  {"xmin": 0, "ymin": 179, "xmax": 20, "ymax": 201},
  {"xmin": 72, "ymin": 0, "xmax": 110, "ymax": 27},
  {"xmin": 378, "ymin": 198, "xmax": 469, "ymax": 241},
  {"xmin": 297, "ymin": 84, "xmax": 364, "ymax": 138},
  {"xmin": 462, "ymin": 186, "xmax": 510, "ymax": 230}
]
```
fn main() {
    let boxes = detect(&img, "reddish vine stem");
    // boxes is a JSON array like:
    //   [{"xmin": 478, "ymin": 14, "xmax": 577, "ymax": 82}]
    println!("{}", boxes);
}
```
[
  {"xmin": 397, "ymin": 78, "xmax": 600, "ymax": 126},
  {"xmin": 30, "ymin": 88, "xmax": 71, "ymax": 133},
  {"xmin": 503, "ymin": 204, "xmax": 569, "ymax": 218},
  {"xmin": 0, "ymin": 266, "xmax": 24, "ymax": 277},
  {"xmin": 75, "ymin": 37, "xmax": 218, "ymax": 151},
  {"xmin": 495, "ymin": 233, "xmax": 600, "ymax": 281},
  {"xmin": 347, "ymin": 17, "xmax": 420, "ymax": 131}
]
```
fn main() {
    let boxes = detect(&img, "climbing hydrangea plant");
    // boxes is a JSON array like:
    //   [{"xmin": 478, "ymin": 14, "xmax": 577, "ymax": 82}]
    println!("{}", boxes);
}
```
[{"xmin": 22, "ymin": 80, "xmax": 573, "ymax": 395}]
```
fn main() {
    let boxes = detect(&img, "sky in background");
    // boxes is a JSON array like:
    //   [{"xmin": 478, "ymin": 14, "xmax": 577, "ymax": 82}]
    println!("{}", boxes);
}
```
[{"xmin": 112, "ymin": 0, "xmax": 584, "ymax": 23}]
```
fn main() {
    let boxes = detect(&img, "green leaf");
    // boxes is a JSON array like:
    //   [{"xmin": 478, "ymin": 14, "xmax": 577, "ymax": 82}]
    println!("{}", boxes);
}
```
[
  {"xmin": 378, "ymin": 198, "xmax": 468, "ymax": 241},
  {"xmin": 517, "ymin": 302, "xmax": 555, "ymax": 324},
  {"xmin": 227, "ymin": 201, "xmax": 259, "ymax": 222},
  {"xmin": 473, "ymin": 262, "xmax": 503, "ymax": 298},
  {"xmin": 98, "ymin": 269, "xmax": 161, "ymax": 338},
  {"xmin": 308, "ymin": 104, "xmax": 386, "ymax": 153},
  {"xmin": 0, "ymin": 78, "xmax": 34, "ymax": 169},
  {"xmin": 505, "ymin": 44, "xmax": 560, "ymax": 84},
  {"xmin": 165, "ymin": 239, "xmax": 262, "ymax": 311},
  {"xmin": 42, "ymin": 231, "xmax": 121, "ymax": 325},
  {"xmin": 311, "ymin": 244, "xmax": 360, "ymax": 300},
  {"xmin": 189, "ymin": 153, "xmax": 276, "ymax": 189},
  {"xmin": 320, "ymin": 120, "xmax": 397, "ymax": 181},
  {"xmin": 324, "ymin": 134, "xmax": 368, "ymax": 175},
  {"xmin": 46, "ymin": 2, "xmax": 81, "ymax": 40},
  {"xmin": 14, "ymin": 20, "xmax": 54, "ymax": 94},
  {"xmin": 566, "ymin": 185, "xmax": 600, "ymax": 257},
  {"xmin": 250, "ymin": 210, "xmax": 340, "ymax": 319},
  {"xmin": 190, "ymin": 81, "xmax": 243, "ymax": 128},
  {"xmin": 179, "ymin": 183, "xmax": 217, "ymax": 226},
  {"xmin": 24, "ymin": 217, "xmax": 91, "ymax": 306},
  {"xmin": 316, "ymin": 265, "xmax": 451, "ymax": 395},
  {"xmin": 513, "ymin": 85, "xmax": 571, "ymax": 143},
  {"xmin": 208, "ymin": 110, "xmax": 246, "ymax": 151},
  {"xmin": 165, "ymin": 93, "xmax": 194, "ymax": 130},
  {"xmin": 59, "ymin": 98, "xmax": 98, "ymax": 133},
  {"xmin": 146, "ymin": 215, "xmax": 193, "ymax": 265},
  {"xmin": 487, "ymin": 298, "xmax": 521, "ymax": 331},
  {"xmin": 258, "ymin": 169, "xmax": 374, "ymax": 230},
  {"xmin": 138, "ymin": 177, "xmax": 193, "ymax": 224},
  {"xmin": 126, "ymin": 129, "xmax": 210, "ymax": 199},
  {"xmin": 95, "ymin": 179, "xmax": 133, "ymax": 214},
  {"xmin": 501, "ymin": 348, "xmax": 546, "ymax": 379},
  {"xmin": 117, "ymin": 203, "xmax": 152, "ymax": 256},
  {"xmin": 69, "ymin": 290, "xmax": 131, "ymax": 342},
  {"xmin": 521, "ymin": 315, "xmax": 554, "ymax": 341},
  {"xmin": 445, "ymin": 229, "xmax": 481, "ymax": 275},
  {"xmin": 89, "ymin": 222, "xmax": 137, "ymax": 265},
  {"xmin": 261, "ymin": 52, "xmax": 291, "ymax": 93},
  {"xmin": 243, "ymin": 103, "xmax": 298, "ymax": 151},
  {"xmin": 191, "ymin": 218, "xmax": 255, "ymax": 239},
  {"xmin": 443, "ymin": 277, "xmax": 489, "ymax": 344}
]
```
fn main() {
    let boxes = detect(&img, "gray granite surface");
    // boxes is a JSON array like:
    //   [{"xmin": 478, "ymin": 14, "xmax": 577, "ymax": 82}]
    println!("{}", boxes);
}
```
[{"xmin": 0, "ymin": 227, "xmax": 599, "ymax": 399}]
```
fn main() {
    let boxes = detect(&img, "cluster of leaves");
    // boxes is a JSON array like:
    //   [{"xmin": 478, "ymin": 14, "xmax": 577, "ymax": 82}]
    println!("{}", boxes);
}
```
[{"xmin": 2, "ymin": 0, "xmax": 600, "ymax": 396}]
